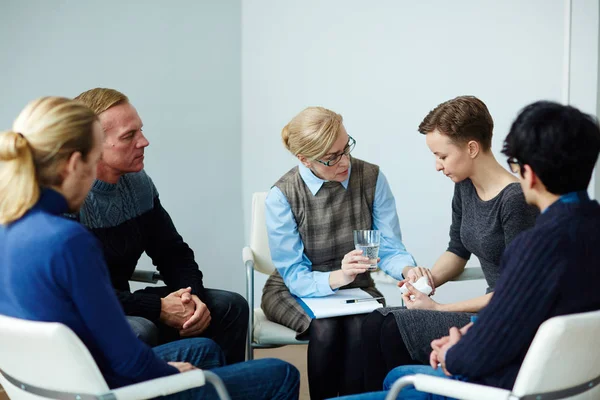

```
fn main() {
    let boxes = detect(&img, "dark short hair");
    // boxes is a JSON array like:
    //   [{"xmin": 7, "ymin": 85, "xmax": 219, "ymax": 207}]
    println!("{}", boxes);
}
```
[
  {"xmin": 418, "ymin": 96, "xmax": 494, "ymax": 151},
  {"xmin": 502, "ymin": 101, "xmax": 600, "ymax": 195}
]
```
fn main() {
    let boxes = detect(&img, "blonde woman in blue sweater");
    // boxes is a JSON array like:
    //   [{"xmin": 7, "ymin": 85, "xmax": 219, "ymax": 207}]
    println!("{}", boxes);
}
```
[{"xmin": 0, "ymin": 97, "xmax": 299, "ymax": 399}]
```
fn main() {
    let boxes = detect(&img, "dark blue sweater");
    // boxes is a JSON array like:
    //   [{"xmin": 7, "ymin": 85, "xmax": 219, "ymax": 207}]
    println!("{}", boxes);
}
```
[
  {"xmin": 0, "ymin": 189, "xmax": 177, "ymax": 388},
  {"xmin": 78, "ymin": 170, "xmax": 205, "ymax": 321},
  {"xmin": 446, "ymin": 192, "xmax": 600, "ymax": 389}
]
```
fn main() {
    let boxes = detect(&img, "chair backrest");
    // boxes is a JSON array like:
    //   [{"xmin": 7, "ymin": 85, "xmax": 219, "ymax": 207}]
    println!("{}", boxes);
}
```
[
  {"xmin": 511, "ymin": 310, "xmax": 600, "ymax": 399},
  {"xmin": 0, "ymin": 314, "xmax": 109, "ymax": 400},
  {"xmin": 250, "ymin": 192, "xmax": 277, "ymax": 275}
]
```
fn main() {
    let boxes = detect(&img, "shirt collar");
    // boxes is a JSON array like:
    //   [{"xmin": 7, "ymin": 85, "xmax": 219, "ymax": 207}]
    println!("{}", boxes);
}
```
[
  {"xmin": 298, "ymin": 162, "xmax": 351, "ymax": 196},
  {"xmin": 559, "ymin": 191, "xmax": 589, "ymax": 204},
  {"xmin": 541, "ymin": 190, "xmax": 591, "ymax": 214}
]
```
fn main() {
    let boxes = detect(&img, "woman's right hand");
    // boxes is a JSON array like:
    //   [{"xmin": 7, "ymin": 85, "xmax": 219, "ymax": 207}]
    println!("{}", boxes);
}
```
[{"xmin": 339, "ymin": 249, "xmax": 371, "ymax": 285}]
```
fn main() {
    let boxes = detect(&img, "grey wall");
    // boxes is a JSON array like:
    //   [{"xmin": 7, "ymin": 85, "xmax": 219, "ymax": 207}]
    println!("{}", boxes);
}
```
[{"xmin": 0, "ymin": 1, "xmax": 244, "ymax": 294}]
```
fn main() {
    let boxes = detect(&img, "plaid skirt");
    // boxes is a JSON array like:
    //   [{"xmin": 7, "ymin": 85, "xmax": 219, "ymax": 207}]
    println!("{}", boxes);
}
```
[{"xmin": 261, "ymin": 270, "xmax": 384, "ymax": 339}]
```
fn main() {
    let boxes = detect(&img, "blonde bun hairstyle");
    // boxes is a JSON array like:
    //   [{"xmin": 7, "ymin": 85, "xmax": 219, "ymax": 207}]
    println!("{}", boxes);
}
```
[{"xmin": 281, "ymin": 106, "xmax": 343, "ymax": 160}]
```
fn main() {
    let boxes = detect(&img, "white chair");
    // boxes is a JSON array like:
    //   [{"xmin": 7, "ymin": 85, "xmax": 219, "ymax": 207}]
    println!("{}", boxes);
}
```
[
  {"xmin": 243, "ymin": 192, "xmax": 309, "ymax": 361},
  {"xmin": 385, "ymin": 310, "xmax": 600, "ymax": 400},
  {"xmin": 242, "ymin": 192, "xmax": 485, "ymax": 361},
  {"xmin": 0, "ymin": 314, "xmax": 231, "ymax": 400}
]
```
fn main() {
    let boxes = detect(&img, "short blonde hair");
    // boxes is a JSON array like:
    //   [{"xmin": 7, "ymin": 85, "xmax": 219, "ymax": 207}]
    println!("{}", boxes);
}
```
[
  {"xmin": 0, "ymin": 97, "xmax": 98, "ymax": 224},
  {"xmin": 75, "ymin": 88, "xmax": 129, "ymax": 115},
  {"xmin": 282, "ymin": 107, "xmax": 344, "ymax": 160}
]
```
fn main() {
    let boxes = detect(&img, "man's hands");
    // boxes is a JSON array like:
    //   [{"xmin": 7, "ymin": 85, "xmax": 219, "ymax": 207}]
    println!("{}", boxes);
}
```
[
  {"xmin": 429, "ymin": 322, "xmax": 472, "ymax": 376},
  {"xmin": 160, "ymin": 287, "xmax": 211, "ymax": 336},
  {"xmin": 179, "ymin": 291, "xmax": 211, "ymax": 337},
  {"xmin": 160, "ymin": 287, "xmax": 195, "ymax": 328}
]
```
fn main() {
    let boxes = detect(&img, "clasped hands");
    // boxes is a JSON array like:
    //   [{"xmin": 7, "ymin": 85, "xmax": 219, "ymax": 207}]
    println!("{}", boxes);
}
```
[
  {"xmin": 429, "ymin": 322, "xmax": 472, "ymax": 376},
  {"xmin": 160, "ymin": 287, "xmax": 211, "ymax": 337}
]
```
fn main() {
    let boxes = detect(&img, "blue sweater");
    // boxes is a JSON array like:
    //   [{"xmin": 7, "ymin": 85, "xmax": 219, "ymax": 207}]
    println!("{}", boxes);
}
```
[
  {"xmin": 0, "ymin": 189, "xmax": 177, "ymax": 388},
  {"xmin": 445, "ymin": 192, "xmax": 600, "ymax": 389}
]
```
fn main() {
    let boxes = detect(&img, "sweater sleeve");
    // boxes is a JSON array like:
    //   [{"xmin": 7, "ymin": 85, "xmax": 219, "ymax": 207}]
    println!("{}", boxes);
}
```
[
  {"xmin": 446, "ymin": 183, "xmax": 471, "ymax": 260},
  {"xmin": 114, "ymin": 289, "xmax": 162, "ymax": 321},
  {"xmin": 59, "ymin": 231, "xmax": 178, "ymax": 386},
  {"xmin": 445, "ymin": 230, "xmax": 566, "ymax": 379},
  {"xmin": 142, "ymin": 196, "xmax": 206, "ymax": 301}
]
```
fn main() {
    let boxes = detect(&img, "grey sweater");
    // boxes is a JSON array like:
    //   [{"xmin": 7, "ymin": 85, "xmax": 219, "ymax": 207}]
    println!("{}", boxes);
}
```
[{"xmin": 448, "ymin": 179, "xmax": 538, "ymax": 291}]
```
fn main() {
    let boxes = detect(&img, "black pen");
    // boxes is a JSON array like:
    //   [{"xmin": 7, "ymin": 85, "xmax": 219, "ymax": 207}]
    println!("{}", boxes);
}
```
[{"xmin": 346, "ymin": 296, "xmax": 384, "ymax": 304}]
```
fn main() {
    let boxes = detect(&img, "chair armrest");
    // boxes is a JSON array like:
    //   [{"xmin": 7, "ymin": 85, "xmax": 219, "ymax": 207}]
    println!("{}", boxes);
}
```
[
  {"xmin": 130, "ymin": 270, "xmax": 163, "ymax": 284},
  {"xmin": 385, "ymin": 374, "xmax": 511, "ymax": 400},
  {"xmin": 107, "ymin": 370, "xmax": 230, "ymax": 400},
  {"xmin": 451, "ymin": 267, "xmax": 484, "ymax": 282},
  {"xmin": 242, "ymin": 246, "xmax": 255, "ymax": 267}
]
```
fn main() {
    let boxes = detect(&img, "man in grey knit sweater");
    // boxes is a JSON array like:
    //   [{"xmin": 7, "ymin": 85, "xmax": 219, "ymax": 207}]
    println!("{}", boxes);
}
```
[{"xmin": 75, "ymin": 88, "xmax": 249, "ymax": 365}]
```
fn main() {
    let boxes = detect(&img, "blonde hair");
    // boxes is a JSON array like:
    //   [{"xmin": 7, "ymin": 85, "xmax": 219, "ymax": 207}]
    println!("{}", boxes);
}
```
[
  {"xmin": 75, "ymin": 88, "xmax": 128, "ymax": 115},
  {"xmin": 0, "ymin": 97, "xmax": 98, "ymax": 224},
  {"xmin": 282, "ymin": 107, "xmax": 344, "ymax": 159}
]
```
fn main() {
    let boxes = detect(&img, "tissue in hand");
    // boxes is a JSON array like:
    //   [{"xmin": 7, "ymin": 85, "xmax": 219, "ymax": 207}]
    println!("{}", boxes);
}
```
[{"xmin": 399, "ymin": 275, "xmax": 433, "ymax": 296}]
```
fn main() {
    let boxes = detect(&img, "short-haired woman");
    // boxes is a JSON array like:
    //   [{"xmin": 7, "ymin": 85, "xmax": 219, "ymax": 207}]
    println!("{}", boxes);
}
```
[{"xmin": 360, "ymin": 96, "xmax": 538, "ymax": 391}]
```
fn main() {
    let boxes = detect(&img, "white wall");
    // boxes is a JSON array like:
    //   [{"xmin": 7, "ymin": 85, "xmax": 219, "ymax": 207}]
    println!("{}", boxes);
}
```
[
  {"xmin": 0, "ymin": 0, "xmax": 245, "ymax": 294},
  {"xmin": 242, "ymin": 0, "xmax": 600, "ymax": 304},
  {"xmin": 0, "ymin": 1, "xmax": 597, "ymax": 303}
]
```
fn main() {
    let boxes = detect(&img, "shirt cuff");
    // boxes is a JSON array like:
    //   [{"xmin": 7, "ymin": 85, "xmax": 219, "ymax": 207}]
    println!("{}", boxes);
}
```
[{"xmin": 315, "ymin": 271, "xmax": 336, "ymax": 296}]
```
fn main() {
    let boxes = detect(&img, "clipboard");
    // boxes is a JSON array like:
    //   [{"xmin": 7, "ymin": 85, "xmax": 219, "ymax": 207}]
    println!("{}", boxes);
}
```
[{"xmin": 294, "ymin": 288, "xmax": 383, "ymax": 319}]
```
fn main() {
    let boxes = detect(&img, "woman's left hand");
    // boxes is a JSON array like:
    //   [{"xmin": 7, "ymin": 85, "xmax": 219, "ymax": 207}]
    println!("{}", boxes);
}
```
[{"xmin": 402, "ymin": 282, "xmax": 441, "ymax": 311}]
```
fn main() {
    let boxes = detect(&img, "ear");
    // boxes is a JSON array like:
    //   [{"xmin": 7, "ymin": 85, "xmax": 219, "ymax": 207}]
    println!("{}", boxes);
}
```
[
  {"xmin": 521, "ymin": 164, "xmax": 537, "ymax": 189},
  {"xmin": 64, "ymin": 151, "xmax": 83, "ymax": 178},
  {"xmin": 467, "ymin": 140, "xmax": 480, "ymax": 159},
  {"xmin": 297, "ymin": 154, "xmax": 312, "ymax": 169}
]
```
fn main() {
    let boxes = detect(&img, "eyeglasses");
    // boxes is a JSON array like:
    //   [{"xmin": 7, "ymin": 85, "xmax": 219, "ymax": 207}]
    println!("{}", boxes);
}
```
[
  {"xmin": 315, "ymin": 136, "xmax": 356, "ymax": 167},
  {"xmin": 507, "ymin": 157, "xmax": 523, "ymax": 174}
]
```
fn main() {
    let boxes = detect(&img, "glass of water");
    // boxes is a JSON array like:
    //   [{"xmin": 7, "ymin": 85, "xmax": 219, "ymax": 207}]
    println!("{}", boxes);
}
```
[{"xmin": 353, "ymin": 230, "xmax": 381, "ymax": 271}]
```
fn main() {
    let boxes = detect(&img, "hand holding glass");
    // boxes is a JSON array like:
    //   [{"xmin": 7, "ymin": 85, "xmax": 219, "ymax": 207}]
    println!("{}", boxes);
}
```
[{"xmin": 353, "ymin": 230, "xmax": 380, "ymax": 271}]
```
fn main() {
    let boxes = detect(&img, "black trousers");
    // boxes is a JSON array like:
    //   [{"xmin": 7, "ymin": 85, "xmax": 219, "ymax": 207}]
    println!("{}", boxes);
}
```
[
  {"xmin": 361, "ymin": 311, "xmax": 420, "ymax": 392},
  {"xmin": 307, "ymin": 314, "xmax": 367, "ymax": 400}
]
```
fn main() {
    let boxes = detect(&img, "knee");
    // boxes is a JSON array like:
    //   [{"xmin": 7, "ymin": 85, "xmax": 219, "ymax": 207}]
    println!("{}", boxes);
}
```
[
  {"xmin": 228, "ymin": 291, "xmax": 249, "ymax": 316},
  {"xmin": 383, "ymin": 366, "xmax": 413, "ymax": 390},
  {"xmin": 309, "ymin": 318, "xmax": 341, "ymax": 344},
  {"xmin": 127, "ymin": 316, "xmax": 159, "ymax": 347},
  {"xmin": 258, "ymin": 358, "xmax": 300, "ymax": 392},
  {"xmin": 209, "ymin": 291, "xmax": 249, "ymax": 319},
  {"xmin": 362, "ymin": 311, "xmax": 385, "ymax": 335},
  {"xmin": 180, "ymin": 338, "xmax": 226, "ymax": 368}
]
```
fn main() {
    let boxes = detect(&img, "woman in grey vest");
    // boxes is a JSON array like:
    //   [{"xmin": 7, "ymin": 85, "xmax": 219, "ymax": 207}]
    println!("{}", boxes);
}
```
[
  {"xmin": 261, "ymin": 107, "xmax": 417, "ymax": 399},
  {"xmin": 361, "ymin": 96, "xmax": 538, "ymax": 391}
]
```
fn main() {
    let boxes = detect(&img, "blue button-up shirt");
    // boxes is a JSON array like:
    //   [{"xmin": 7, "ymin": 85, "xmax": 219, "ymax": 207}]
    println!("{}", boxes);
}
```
[{"xmin": 265, "ymin": 163, "xmax": 416, "ymax": 297}]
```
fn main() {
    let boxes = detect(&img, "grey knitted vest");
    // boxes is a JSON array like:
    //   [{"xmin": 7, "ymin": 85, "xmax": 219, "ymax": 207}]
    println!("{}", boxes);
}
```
[{"xmin": 274, "ymin": 157, "xmax": 379, "ymax": 289}]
